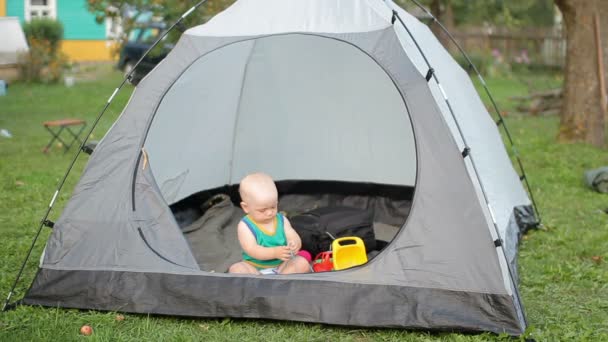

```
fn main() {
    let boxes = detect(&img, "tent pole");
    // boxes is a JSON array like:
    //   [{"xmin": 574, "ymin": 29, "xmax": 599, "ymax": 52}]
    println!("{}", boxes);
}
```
[
  {"xmin": 2, "ymin": 0, "xmax": 210, "ymax": 312},
  {"xmin": 392, "ymin": 9, "xmax": 529, "ymax": 329},
  {"xmin": 403, "ymin": 0, "xmax": 542, "ymax": 225}
]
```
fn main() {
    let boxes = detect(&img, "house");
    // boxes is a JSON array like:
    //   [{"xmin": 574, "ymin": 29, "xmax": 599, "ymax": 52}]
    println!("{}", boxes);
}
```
[{"xmin": 0, "ymin": 0, "xmax": 120, "ymax": 62}]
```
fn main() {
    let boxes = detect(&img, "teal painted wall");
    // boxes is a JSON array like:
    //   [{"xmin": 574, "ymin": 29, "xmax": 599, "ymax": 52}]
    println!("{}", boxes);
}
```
[
  {"xmin": 57, "ymin": 1, "xmax": 105, "ymax": 40},
  {"xmin": 6, "ymin": 0, "xmax": 24, "ymax": 20},
  {"xmin": 6, "ymin": 0, "xmax": 105, "ymax": 40}
]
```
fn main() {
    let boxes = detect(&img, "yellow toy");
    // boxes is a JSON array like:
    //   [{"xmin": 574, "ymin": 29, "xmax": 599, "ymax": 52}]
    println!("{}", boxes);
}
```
[{"xmin": 332, "ymin": 237, "xmax": 367, "ymax": 270}]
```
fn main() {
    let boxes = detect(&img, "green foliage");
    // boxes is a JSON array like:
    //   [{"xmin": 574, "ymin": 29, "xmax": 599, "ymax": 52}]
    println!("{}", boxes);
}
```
[
  {"xmin": 453, "ymin": 49, "xmax": 513, "ymax": 78},
  {"xmin": 404, "ymin": 0, "xmax": 555, "ymax": 28},
  {"xmin": 473, "ymin": 69, "xmax": 563, "ymax": 114},
  {"xmin": 16, "ymin": 39, "xmax": 48, "ymax": 82},
  {"xmin": 454, "ymin": 51, "xmax": 492, "ymax": 74},
  {"xmin": 452, "ymin": 0, "xmax": 555, "ymax": 28},
  {"xmin": 19, "ymin": 18, "xmax": 67, "ymax": 83},
  {"xmin": 454, "ymin": 48, "xmax": 563, "ymax": 79},
  {"xmin": 17, "ymin": 39, "xmax": 69, "ymax": 83},
  {"xmin": 22, "ymin": 18, "xmax": 64, "ymax": 53},
  {"xmin": 86, "ymin": 0, "xmax": 236, "ymax": 53}
]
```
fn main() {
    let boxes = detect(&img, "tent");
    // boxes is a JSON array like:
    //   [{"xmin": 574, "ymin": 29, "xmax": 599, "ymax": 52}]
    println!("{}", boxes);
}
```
[
  {"xmin": 0, "ymin": 17, "xmax": 29, "ymax": 81},
  {"xmin": 17, "ymin": 0, "xmax": 538, "ymax": 335},
  {"xmin": 0, "ymin": 17, "xmax": 28, "ymax": 66}
]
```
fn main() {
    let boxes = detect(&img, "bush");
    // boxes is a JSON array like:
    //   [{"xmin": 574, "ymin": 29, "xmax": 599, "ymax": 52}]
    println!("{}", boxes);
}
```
[
  {"xmin": 23, "ymin": 18, "xmax": 63, "ymax": 53},
  {"xmin": 17, "ymin": 39, "xmax": 48, "ymax": 82},
  {"xmin": 454, "ymin": 49, "xmax": 512, "ymax": 78},
  {"xmin": 19, "ymin": 19, "xmax": 67, "ymax": 83},
  {"xmin": 454, "ymin": 50, "xmax": 492, "ymax": 74}
]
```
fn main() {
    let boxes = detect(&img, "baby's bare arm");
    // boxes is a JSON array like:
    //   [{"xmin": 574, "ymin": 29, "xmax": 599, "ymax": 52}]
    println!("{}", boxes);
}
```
[
  {"xmin": 237, "ymin": 221, "xmax": 292, "ymax": 261},
  {"xmin": 283, "ymin": 218, "xmax": 302, "ymax": 252}
]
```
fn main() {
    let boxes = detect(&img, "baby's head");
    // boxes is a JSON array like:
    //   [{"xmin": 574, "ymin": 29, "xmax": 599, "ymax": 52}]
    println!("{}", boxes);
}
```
[{"xmin": 239, "ymin": 172, "xmax": 278, "ymax": 224}]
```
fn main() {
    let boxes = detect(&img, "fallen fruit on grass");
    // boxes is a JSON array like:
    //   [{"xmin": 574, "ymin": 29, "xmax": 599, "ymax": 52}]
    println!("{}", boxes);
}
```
[
  {"xmin": 591, "ymin": 256, "xmax": 603, "ymax": 264},
  {"xmin": 80, "ymin": 325, "xmax": 93, "ymax": 336},
  {"xmin": 115, "ymin": 314, "xmax": 125, "ymax": 321}
]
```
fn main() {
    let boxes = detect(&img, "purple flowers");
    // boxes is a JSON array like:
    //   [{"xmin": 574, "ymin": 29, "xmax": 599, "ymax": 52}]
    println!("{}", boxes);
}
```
[{"xmin": 514, "ymin": 49, "xmax": 530, "ymax": 64}]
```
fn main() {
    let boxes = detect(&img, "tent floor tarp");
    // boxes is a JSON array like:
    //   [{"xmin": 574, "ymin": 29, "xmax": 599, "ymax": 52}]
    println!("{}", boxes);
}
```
[{"xmin": 23, "ymin": 267, "xmax": 521, "ymax": 334}]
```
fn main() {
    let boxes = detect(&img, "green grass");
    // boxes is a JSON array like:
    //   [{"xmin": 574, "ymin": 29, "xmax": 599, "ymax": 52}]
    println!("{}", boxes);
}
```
[{"xmin": 1, "ymin": 66, "xmax": 607, "ymax": 341}]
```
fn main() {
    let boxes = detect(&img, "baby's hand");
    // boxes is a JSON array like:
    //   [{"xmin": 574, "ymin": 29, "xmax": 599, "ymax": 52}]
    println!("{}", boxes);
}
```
[
  {"xmin": 273, "ymin": 246, "xmax": 292, "ymax": 261},
  {"xmin": 287, "ymin": 240, "xmax": 301, "ymax": 254}
]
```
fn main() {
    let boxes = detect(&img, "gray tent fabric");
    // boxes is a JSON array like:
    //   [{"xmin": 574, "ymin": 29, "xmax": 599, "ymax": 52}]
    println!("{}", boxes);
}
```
[
  {"xmin": 385, "ymin": 2, "xmax": 532, "ymax": 275},
  {"xmin": 23, "ymin": 0, "xmax": 535, "ymax": 335},
  {"xmin": 146, "ymin": 32, "xmax": 416, "ymax": 203},
  {"xmin": 180, "ymin": 195, "xmax": 244, "ymax": 273},
  {"xmin": 585, "ymin": 166, "xmax": 608, "ymax": 193}
]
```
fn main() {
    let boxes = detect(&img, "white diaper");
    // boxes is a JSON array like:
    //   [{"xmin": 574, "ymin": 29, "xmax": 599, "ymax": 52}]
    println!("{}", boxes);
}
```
[{"xmin": 259, "ymin": 267, "xmax": 279, "ymax": 275}]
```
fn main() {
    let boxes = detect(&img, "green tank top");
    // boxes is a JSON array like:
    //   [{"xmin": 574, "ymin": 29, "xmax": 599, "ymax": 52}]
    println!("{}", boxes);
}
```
[{"xmin": 242, "ymin": 213, "xmax": 286, "ymax": 269}]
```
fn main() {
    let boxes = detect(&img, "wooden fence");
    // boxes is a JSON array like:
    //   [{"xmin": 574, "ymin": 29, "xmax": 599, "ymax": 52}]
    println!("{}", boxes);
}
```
[{"xmin": 450, "ymin": 27, "xmax": 566, "ymax": 68}]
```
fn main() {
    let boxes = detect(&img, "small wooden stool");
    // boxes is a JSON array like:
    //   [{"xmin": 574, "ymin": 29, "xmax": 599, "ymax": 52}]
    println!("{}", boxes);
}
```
[{"xmin": 42, "ymin": 119, "xmax": 87, "ymax": 153}]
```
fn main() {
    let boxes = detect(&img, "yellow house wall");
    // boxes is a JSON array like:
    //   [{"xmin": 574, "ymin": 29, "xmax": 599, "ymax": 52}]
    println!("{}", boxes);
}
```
[
  {"xmin": 60, "ymin": 41, "xmax": 118, "ymax": 62},
  {"xmin": 0, "ymin": 0, "xmax": 6, "ymax": 16}
]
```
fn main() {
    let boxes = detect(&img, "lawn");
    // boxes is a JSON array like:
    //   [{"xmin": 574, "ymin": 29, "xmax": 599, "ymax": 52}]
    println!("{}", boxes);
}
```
[{"xmin": 1, "ymin": 65, "xmax": 607, "ymax": 341}]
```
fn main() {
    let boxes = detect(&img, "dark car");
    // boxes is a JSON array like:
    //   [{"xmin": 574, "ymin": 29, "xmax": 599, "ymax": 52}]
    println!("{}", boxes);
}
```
[{"xmin": 117, "ymin": 23, "xmax": 173, "ymax": 85}]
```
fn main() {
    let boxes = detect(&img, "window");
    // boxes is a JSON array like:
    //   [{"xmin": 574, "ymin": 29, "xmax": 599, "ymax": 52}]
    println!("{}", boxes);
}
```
[
  {"xmin": 128, "ymin": 28, "xmax": 142, "ymax": 43},
  {"xmin": 105, "ymin": 5, "xmax": 123, "ymax": 40},
  {"xmin": 140, "ymin": 28, "xmax": 160, "ymax": 44},
  {"xmin": 25, "ymin": 0, "xmax": 56, "ymax": 21},
  {"xmin": 105, "ymin": 16, "xmax": 123, "ymax": 40}
]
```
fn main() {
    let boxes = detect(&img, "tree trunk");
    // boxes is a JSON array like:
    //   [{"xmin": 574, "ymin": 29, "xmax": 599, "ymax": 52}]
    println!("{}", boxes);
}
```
[
  {"xmin": 600, "ymin": 1, "xmax": 608, "ymax": 123},
  {"xmin": 429, "ymin": 0, "xmax": 454, "ymax": 51},
  {"xmin": 555, "ymin": 0, "xmax": 605, "ymax": 147}
]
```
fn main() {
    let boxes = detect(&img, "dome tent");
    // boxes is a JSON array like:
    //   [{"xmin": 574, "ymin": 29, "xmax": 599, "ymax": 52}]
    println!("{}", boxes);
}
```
[{"xmin": 14, "ymin": 0, "xmax": 538, "ymax": 335}]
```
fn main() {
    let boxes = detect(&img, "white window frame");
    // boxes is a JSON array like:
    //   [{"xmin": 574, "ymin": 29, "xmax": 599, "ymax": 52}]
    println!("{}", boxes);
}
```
[
  {"xmin": 25, "ymin": 0, "xmax": 57, "ymax": 21},
  {"xmin": 104, "ymin": 6, "xmax": 123, "ymax": 40}
]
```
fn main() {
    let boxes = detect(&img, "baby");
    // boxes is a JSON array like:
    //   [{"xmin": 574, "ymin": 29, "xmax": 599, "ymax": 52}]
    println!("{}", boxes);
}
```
[{"xmin": 228, "ymin": 172, "xmax": 311, "ymax": 275}]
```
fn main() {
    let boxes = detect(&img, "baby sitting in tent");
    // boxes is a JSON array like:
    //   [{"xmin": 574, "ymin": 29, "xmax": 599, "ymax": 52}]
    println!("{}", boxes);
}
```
[{"xmin": 228, "ymin": 172, "xmax": 311, "ymax": 275}]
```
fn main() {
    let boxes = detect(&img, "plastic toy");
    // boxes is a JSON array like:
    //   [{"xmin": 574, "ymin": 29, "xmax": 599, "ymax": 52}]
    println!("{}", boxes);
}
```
[
  {"xmin": 332, "ymin": 237, "xmax": 367, "ymax": 270},
  {"xmin": 312, "ymin": 251, "xmax": 334, "ymax": 272}
]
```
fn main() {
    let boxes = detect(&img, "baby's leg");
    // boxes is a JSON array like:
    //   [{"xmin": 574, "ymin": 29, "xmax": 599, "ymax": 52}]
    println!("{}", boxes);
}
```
[
  {"xmin": 228, "ymin": 261, "xmax": 260, "ymax": 274},
  {"xmin": 278, "ymin": 256, "xmax": 311, "ymax": 274}
]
